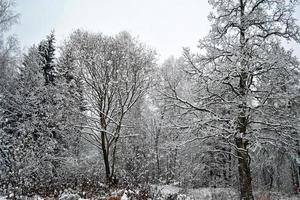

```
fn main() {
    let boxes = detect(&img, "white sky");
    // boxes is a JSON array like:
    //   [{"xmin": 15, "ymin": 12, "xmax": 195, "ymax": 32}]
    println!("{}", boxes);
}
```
[{"xmin": 11, "ymin": 0, "xmax": 300, "ymax": 62}]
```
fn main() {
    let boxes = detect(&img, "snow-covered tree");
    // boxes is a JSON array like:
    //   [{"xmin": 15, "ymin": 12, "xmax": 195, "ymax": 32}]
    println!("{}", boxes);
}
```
[
  {"xmin": 0, "ymin": 0, "xmax": 18, "ymax": 90},
  {"xmin": 38, "ymin": 31, "xmax": 56, "ymax": 85},
  {"xmin": 64, "ymin": 30, "xmax": 156, "ymax": 185},
  {"xmin": 1, "ymin": 45, "xmax": 52, "ymax": 195},
  {"xmin": 0, "ymin": 31, "xmax": 87, "ymax": 196},
  {"xmin": 163, "ymin": 0, "xmax": 300, "ymax": 199},
  {"xmin": 0, "ymin": 0, "xmax": 19, "ymax": 195}
]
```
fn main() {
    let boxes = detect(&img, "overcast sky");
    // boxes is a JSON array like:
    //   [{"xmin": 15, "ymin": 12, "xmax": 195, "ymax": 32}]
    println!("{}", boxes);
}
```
[{"xmin": 11, "ymin": 0, "xmax": 300, "ymax": 62}]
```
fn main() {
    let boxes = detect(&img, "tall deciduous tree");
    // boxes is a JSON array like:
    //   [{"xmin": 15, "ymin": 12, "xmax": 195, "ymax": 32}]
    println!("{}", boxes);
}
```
[
  {"xmin": 163, "ymin": 0, "xmax": 300, "ymax": 199},
  {"xmin": 65, "ymin": 30, "xmax": 156, "ymax": 184},
  {"xmin": 0, "ymin": 0, "xmax": 18, "ymax": 92}
]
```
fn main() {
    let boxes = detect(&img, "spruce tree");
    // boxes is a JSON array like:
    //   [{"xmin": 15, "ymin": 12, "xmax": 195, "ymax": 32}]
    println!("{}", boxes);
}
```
[{"xmin": 38, "ymin": 31, "xmax": 56, "ymax": 85}]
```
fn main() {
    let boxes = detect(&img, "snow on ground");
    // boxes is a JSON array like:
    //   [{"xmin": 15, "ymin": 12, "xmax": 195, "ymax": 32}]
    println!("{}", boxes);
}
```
[
  {"xmin": 155, "ymin": 184, "xmax": 181, "ymax": 195},
  {"xmin": 0, "ymin": 196, "xmax": 44, "ymax": 200},
  {"xmin": 153, "ymin": 185, "xmax": 237, "ymax": 199},
  {"xmin": 59, "ymin": 192, "xmax": 81, "ymax": 200},
  {"xmin": 151, "ymin": 185, "xmax": 300, "ymax": 200},
  {"xmin": 1, "ymin": 186, "xmax": 300, "ymax": 199},
  {"xmin": 0, "ymin": 195, "xmax": 89, "ymax": 200}
]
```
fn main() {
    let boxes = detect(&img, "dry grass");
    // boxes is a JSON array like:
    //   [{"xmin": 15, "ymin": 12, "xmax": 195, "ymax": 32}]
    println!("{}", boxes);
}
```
[{"xmin": 105, "ymin": 196, "xmax": 121, "ymax": 200}]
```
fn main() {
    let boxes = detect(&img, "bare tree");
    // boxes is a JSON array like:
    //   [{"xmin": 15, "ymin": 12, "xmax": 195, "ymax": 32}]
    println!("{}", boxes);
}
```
[
  {"xmin": 0, "ymin": 0, "xmax": 18, "ymax": 92},
  {"xmin": 162, "ymin": 0, "xmax": 300, "ymax": 199},
  {"xmin": 68, "ymin": 30, "xmax": 156, "ymax": 185}
]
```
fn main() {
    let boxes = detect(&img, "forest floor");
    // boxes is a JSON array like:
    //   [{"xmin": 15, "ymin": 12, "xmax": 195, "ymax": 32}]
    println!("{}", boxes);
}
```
[
  {"xmin": 1, "ymin": 185, "xmax": 300, "ymax": 199},
  {"xmin": 152, "ymin": 185, "xmax": 300, "ymax": 199}
]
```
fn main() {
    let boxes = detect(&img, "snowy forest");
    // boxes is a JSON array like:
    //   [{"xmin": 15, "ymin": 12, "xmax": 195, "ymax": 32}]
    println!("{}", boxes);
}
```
[{"xmin": 0, "ymin": 0, "xmax": 300, "ymax": 200}]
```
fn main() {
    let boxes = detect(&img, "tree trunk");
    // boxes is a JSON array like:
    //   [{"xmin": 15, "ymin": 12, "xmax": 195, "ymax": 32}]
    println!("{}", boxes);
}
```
[
  {"xmin": 155, "ymin": 129, "xmax": 160, "ymax": 179},
  {"xmin": 101, "ymin": 131, "xmax": 111, "ymax": 184},
  {"xmin": 236, "ymin": 69, "xmax": 254, "ymax": 200},
  {"xmin": 236, "ymin": 138, "xmax": 254, "ymax": 200},
  {"xmin": 237, "ymin": 1, "xmax": 254, "ymax": 199},
  {"xmin": 235, "ymin": 99, "xmax": 254, "ymax": 200}
]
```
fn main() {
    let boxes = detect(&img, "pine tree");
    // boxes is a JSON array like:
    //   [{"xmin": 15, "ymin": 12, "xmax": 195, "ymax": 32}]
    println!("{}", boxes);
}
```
[
  {"xmin": 56, "ymin": 37, "xmax": 87, "ymax": 159},
  {"xmin": 0, "ymin": 31, "xmax": 86, "ymax": 194},
  {"xmin": 38, "ymin": 31, "xmax": 56, "ymax": 85}
]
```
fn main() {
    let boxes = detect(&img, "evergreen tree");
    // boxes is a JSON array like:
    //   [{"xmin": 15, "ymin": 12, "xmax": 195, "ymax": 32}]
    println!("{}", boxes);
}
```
[
  {"xmin": 38, "ymin": 31, "xmax": 56, "ymax": 85},
  {"xmin": 0, "ymin": 32, "xmax": 86, "ymax": 195}
]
